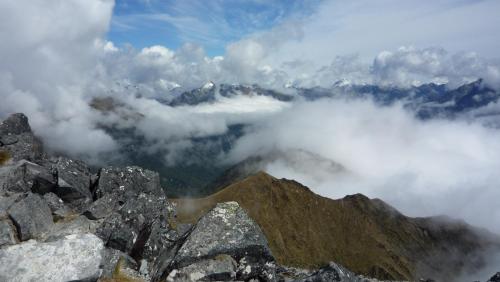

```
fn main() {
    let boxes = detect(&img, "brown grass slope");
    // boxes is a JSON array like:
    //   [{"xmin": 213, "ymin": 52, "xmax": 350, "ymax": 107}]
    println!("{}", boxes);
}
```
[
  {"xmin": 0, "ymin": 150, "xmax": 10, "ymax": 165},
  {"xmin": 174, "ymin": 172, "xmax": 500, "ymax": 281}
]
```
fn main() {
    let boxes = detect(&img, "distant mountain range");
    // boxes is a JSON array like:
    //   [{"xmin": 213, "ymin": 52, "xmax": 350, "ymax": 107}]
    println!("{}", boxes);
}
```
[
  {"xmin": 295, "ymin": 79, "xmax": 498, "ymax": 120},
  {"xmin": 167, "ymin": 82, "xmax": 294, "ymax": 107},
  {"xmin": 165, "ymin": 79, "xmax": 498, "ymax": 120},
  {"xmin": 90, "ymin": 79, "xmax": 500, "ymax": 196}
]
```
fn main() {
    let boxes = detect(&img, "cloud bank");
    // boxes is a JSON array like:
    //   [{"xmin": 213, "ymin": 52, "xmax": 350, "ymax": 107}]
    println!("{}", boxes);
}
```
[
  {"xmin": 227, "ymin": 99, "xmax": 500, "ymax": 233},
  {"xmin": 0, "ymin": 0, "xmax": 117, "ymax": 162}
]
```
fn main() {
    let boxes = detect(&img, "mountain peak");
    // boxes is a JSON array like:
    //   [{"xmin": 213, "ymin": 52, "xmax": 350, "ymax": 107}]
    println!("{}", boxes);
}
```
[
  {"xmin": 202, "ymin": 81, "xmax": 215, "ymax": 90},
  {"xmin": 175, "ymin": 173, "xmax": 500, "ymax": 281}
]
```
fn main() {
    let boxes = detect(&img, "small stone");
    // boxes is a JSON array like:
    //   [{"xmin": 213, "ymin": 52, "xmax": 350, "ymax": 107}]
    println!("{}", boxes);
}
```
[
  {"xmin": 237, "ymin": 256, "xmax": 277, "ymax": 281},
  {"xmin": 83, "ymin": 193, "xmax": 118, "ymax": 220},
  {"xmin": 42, "ymin": 192, "xmax": 73, "ymax": 219}
]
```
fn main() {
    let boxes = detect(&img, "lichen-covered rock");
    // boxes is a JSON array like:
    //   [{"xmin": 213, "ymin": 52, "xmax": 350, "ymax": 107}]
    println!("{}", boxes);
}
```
[
  {"xmin": 0, "ymin": 233, "xmax": 104, "ymax": 282},
  {"xmin": 237, "ymin": 256, "xmax": 277, "ymax": 281},
  {"xmin": 88, "ymin": 166, "xmax": 176, "ymax": 275},
  {"xmin": 150, "ymin": 227, "xmax": 192, "ymax": 282},
  {"xmin": 0, "ymin": 160, "xmax": 56, "ymax": 195},
  {"xmin": 166, "ymin": 254, "xmax": 237, "ymax": 282},
  {"xmin": 173, "ymin": 202, "xmax": 273, "ymax": 268},
  {"xmin": 84, "ymin": 193, "xmax": 118, "ymax": 220},
  {"xmin": 7, "ymin": 193, "xmax": 53, "ymax": 241},
  {"xmin": 0, "ymin": 113, "xmax": 43, "ymax": 162},
  {"xmin": 43, "ymin": 157, "xmax": 93, "ymax": 211},
  {"xmin": 95, "ymin": 166, "xmax": 164, "ymax": 199},
  {"xmin": 42, "ymin": 192, "xmax": 73, "ymax": 219},
  {"xmin": 0, "ymin": 217, "xmax": 18, "ymax": 247}
]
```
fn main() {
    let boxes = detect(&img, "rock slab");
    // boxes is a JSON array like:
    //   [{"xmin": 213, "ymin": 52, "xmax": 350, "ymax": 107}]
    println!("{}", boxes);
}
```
[
  {"xmin": 7, "ymin": 193, "xmax": 53, "ymax": 241},
  {"xmin": 174, "ymin": 201, "xmax": 273, "ymax": 268},
  {"xmin": 0, "ymin": 233, "xmax": 104, "ymax": 282}
]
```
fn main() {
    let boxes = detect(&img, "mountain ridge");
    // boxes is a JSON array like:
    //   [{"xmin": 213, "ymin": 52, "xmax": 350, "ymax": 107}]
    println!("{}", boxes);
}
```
[{"xmin": 174, "ymin": 171, "xmax": 500, "ymax": 281}]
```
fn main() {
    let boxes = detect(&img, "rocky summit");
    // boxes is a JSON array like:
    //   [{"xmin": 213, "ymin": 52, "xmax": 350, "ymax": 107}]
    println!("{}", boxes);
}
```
[{"xmin": 0, "ymin": 112, "xmax": 499, "ymax": 282}]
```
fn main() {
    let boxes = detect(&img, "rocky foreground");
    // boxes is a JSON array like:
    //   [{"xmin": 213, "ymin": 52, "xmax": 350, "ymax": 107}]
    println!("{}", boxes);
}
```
[{"xmin": 0, "ymin": 113, "xmax": 499, "ymax": 282}]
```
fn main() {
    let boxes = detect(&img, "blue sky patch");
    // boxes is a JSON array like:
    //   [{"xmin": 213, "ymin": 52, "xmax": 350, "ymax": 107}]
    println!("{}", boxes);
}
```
[{"xmin": 109, "ymin": 0, "xmax": 322, "ymax": 56}]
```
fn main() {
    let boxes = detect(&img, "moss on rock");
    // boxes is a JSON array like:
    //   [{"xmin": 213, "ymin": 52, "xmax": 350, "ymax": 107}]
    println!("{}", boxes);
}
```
[{"xmin": 0, "ymin": 150, "xmax": 10, "ymax": 166}]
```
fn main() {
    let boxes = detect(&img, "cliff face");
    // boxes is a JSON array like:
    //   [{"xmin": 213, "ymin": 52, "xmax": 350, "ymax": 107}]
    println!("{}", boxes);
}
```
[{"xmin": 175, "ymin": 172, "xmax": 500, "ymax": 281}]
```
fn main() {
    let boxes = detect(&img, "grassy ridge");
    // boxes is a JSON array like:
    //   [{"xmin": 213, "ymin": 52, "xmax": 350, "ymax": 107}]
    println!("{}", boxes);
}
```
[{"xmin": 173, "ymin": 172, "xmax": 499, "ymax": 281}]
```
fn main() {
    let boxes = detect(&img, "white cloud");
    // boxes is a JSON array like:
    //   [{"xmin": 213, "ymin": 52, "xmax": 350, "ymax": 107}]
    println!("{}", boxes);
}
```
[
  {"xmin": 271, "ymin": 0, "xmax": 500, "ymax": 64},
  {"xmin": 227, "ymin": 99, "xmax": 500, "ymax": 233},
  {"xmin": 0, "ymin": 0, "xmax": 117, "ymax": 160},
  {"xmin": 372, "ymin": 47, "xmax": 500, "ymax": 88}
]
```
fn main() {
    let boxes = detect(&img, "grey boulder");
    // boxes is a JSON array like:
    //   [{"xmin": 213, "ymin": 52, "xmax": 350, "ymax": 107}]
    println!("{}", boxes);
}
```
[
  {"xmin": 173, "ymin": 201, "xmax": 273, "ymax": 268},
  {"xmin": 0, "ymin": 113, "xmax": 43, "ymax": 162},
  {"xmin": 7, "ymin": 193, "xmax": 53, "ymax": 241},
  {"xmin": 88, "ymin": 166, "xmax": 176, "ymax": 273},
  {"xmin": 0, "ymin": 233, "xmax": 104, "ymax": 282},
  {"xmin": 94, "ymin": 166, "xmax": 164, "ymax": 198},
  {"xmin": 0, "ymin": 113, "xmax": 32, "ymax": 135},
  {"xmin": 0, "ymin": 160, "xmax": 56, "ymax": 195},
  {"xmin": 44, "ymin": 157, "xmax": 93, "ymax": 211},
  {"xmin": 42, "ymin": 192, "xmax": 73, "ymax": 219},
  {"xmin": 83, "ymin": 193, "xmax": 118, "ymax": 220}
]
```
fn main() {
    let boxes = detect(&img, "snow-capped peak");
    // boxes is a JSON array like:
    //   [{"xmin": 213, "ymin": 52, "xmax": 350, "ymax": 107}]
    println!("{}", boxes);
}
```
[
  {"xmin": 202, "ymin": 81, "xmax": 215, "ymax": 90},
  {"xmin": 332, "ymin": 78, "xmax": 352, "ymax": 87}
]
